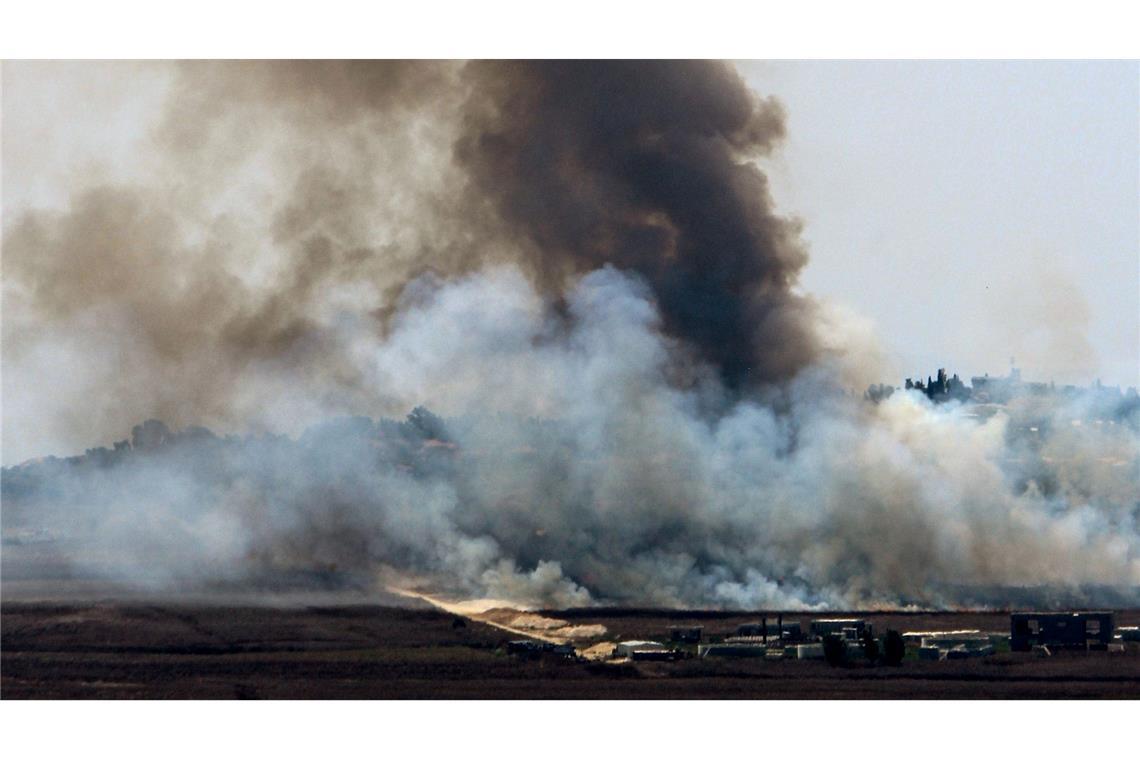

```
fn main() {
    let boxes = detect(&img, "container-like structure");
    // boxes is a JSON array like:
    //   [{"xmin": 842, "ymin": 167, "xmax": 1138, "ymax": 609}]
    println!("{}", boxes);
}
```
[
  {"xmin": 670, "ymin": 626, "xmax": 703, "ymax": 643},
  {"xmin": 810, "ymin": 618, "xmax": 870, "ymax": 640},
  {"xmin": 1010, "ymin": 611, "xmax": 1114, "ymax": 651},
  {"xmin": 698, "ymin": 643, "xmax": 768, "ymax": 658},
  {"xmin": 614, "ymin": 640, "xmax": 669, "ymax": 658}
]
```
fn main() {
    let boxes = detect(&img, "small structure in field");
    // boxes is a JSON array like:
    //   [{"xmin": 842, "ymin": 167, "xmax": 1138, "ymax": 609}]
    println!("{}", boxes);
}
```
[
  {"xmin": 945, "ymin": 644, "xmax": 995, "ymax": 659},
  {"xmin": 614, "ymin": 640, "xmax": 669, "ymax": 658},
  {"xmin": 776, "ymin": 621, "xmax": 803, "ymax": 641},
  {"xmin": 1010, "ymin": 611, "xmax": 1114, "ymax": 652},
  {"xmin": 810, "ymin": 619, "xmax": 870, "ymax": 640},
  {"xmin": 902, "ymin": 629, "xmax": 980, "ymax": 646},
  {"xmin": 736, "ymin": 619, "xmax": 803, "ymax": 641},
  {"xmin": 670, "ymin": 626, "xmax": 703, "ymax": 643},
  {"xmin": 505, "ymin": 640, "xmax": 577, "ymax": 659},
  {"xmin": 724, "ymin": 635, "xmax": 767, "ymax": 645},
  {"xmin": 907, "ymin": 630, "xmax": 1001, "ymax": 660},
  {"xmin": 795, "ymin": 642, "xmax": 825, "ymax": 660},
  {"xmin": 506, "ymin": 639, "xmax": 544, "ymax": 655},
  {"xmin": 735, "ymin": 623, "xmax": 766, "ymax": 637},
  {"xmin": 698, "ymin": 643, "xmax": 768, "ymax": 658},
  {"xmin": 920, "ymin": 631, "xmax": 993, "ymax": 650},
  {"xmin": 630, "ymin": 648, "xmax": 684, "ymax": 662}
]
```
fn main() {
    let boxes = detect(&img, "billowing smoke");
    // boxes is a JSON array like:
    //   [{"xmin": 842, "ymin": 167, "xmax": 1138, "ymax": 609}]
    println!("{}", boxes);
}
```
[
  {"xmin": 3, "ymin": 61, "xmax": 473, "ymax": 454},
  {"xmin": 455, "ymin": 61, "xmax": 816, "ymax": 387},
  {"xmin": 3, "ymin": 61, "xmax": 1138, "ymax": 609}
]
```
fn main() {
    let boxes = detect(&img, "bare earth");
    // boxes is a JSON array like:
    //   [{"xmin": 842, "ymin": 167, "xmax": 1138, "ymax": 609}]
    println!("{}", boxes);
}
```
[{"xmin": 3, "ymin": 601, "xmax": 1140, "ymax": 699}]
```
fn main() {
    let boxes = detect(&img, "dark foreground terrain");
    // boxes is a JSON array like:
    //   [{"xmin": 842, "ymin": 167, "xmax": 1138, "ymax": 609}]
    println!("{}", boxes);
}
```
[{"xmin": 3, "ymin": 603, "xmax": 1139, "ymax": 698}]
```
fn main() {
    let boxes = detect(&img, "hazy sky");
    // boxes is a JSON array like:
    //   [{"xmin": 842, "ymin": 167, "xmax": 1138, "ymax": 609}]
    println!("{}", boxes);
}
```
[
  {"xmin": 741, "ymin": 60, "xmax": 1139, "ymax": 388},
  {"xmin": 3, "ymin": 60, "xmax": 1138, "ymax": 444}
]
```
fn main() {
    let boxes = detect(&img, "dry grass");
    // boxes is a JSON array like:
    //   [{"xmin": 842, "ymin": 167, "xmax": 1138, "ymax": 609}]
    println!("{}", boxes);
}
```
[{"xmin": 3, "ymin": 603, "xmax": 1139, "ymax": 699}]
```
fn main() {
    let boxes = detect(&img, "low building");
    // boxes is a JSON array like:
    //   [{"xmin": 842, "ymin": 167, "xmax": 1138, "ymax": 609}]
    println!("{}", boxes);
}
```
[
  {"xmin": 670, "ymin": 626, "xmax": 703, "ymax": 643},
  {"xmin": 810, "ymin": 619, "xmax": 870, "ymax": 640},
  {"xmin": 919, "ymin": 631, "xmax": 993, "ymax": 651},
  {"xmin": 630, "ymin": 648, "xmax": 683, "ymax": 662},
  {"xmin": 506, "ymin": 639, "xmax": 545, "ymax": 655},
  {"xmin": 945, "ymin": 644, "xmax": 995, "ymax": 659},
  {"xmin": 506, "ymin": 640, "xmax": 576, "ymax": 658},
  {"xmin": 614, "ymin": 640, "xmax": 669, "ymax": 658},
  {"xmin": 794, "ymin": 643, "xmax": 825, "ymax": 660},
  {"xmin": 735, "ymin": 622, "xmax": 766, "ymax": 637},
  {"xmin": 550, "ymin": 643, "xmax": 577, "ymax": 658},
  {"xmin": 907, "ymin": 632, "xmax": 998, "ymax": 660},
  {"xmin": 735, "ymin": 619, "xmax": 802, "ymax": 641},
  {"xmin": 1010, "ymin": 611, "xmax": 1115, "ymax": 651},
  {"xmin": 725, "ymin": 635, "xmax": 763, "ymax": 644},
  {"xmin": 777, "ymin": 621, "xmax": 803, "ymax": 641},
  {"xmin": 698, "ymin": 643, "xmax": 768, "ymax": 658},
  {"xmin": 901, "ymin": 629, "xmax": 980, "ymax": 646}
]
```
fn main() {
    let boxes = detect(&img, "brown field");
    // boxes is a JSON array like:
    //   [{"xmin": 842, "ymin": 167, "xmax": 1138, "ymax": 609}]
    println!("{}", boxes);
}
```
[
  {"xmin": 535, "ymin": 607, "xmax": 1140, "ymax": 643},
  {"xmin": 3, "ymin": 603, "xmax": 1139, "ymax": 699}
]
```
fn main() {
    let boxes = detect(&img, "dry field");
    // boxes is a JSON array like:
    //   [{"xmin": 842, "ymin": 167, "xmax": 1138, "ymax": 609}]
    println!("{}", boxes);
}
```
[{"xmin": 3, "ymin": 602, "xmax": 1140, "ymax": 699}]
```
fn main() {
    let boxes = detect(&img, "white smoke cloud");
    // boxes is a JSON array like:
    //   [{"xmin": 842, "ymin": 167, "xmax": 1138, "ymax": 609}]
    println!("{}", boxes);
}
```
[{"xmin": 9, "ymin": 265, "xmax": 1136, "ymax": 609}]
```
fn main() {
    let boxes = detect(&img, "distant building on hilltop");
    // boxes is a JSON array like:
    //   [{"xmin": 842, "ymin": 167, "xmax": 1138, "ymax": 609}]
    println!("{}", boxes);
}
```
[{"xmin": 866, "ymin": 361, "xmax": 1138, "ymax": 422}]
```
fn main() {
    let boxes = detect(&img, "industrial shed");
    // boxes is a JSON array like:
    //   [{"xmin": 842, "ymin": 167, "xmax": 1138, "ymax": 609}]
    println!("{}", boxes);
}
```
[
  {"xmin": 1010, "ymin": 611, "xmax": 1114, "ymax": 651},
  {"xmin": 614, "ymin": 640, "xmax": 669, "ymax": 658},
  {"xmin": 670, "ymin": 626, "xmax": 703, "ymax": 643},
  {"xmin": 698, "ymin": 643, "xmax": 768, "ymax": 658},
  {"xmin": 810, "ymin": 619, "xmax": 870, "ymax": 640},
  {"xmin": 735, "ymin": 619, "xmax": 802, "ymax": 640}
]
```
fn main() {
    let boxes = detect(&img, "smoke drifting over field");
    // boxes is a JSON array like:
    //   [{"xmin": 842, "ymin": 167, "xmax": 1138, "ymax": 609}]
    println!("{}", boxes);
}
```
[{"xmin": 3, "ymin": 61, "xmax": 1138, "ymax": 609}]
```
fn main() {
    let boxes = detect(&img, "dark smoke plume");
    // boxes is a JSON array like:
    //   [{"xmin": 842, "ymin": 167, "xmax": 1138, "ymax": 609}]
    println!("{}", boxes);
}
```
[{"xmin": 456, "ymin": 61, "xmax": 816, "ymax": 388}]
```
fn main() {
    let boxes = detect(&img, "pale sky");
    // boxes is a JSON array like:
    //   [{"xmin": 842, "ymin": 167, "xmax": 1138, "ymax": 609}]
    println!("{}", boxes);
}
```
[{"xmin": 741, "ymin": 60, "xmax": 1139, "ymax": 388}]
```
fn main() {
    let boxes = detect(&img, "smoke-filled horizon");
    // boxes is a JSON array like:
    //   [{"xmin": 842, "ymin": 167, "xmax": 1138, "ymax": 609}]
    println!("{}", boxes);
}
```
[
  {"xmin": 4, "ymin": 267, "xmax": 1138, "ymax": 608},
  {"xmin": 3, "ymin": 61, "xmax": 1138, "ymax": 608}
]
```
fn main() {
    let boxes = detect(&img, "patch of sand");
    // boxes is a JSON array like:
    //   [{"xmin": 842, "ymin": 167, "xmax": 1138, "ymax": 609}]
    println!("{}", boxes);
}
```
[
  {"xmin": 578, "ymin": 642, "xmax": 618, "ymax": 661},
  {"xmin": 387, "ymin": 587, "xmax": 607, "ymax": 645},
  {"xmin": 509, "ymin": 615, "xmax": 608, "ymax": 641},
  {"xmin": 509, "ymin": 613, "xmax": 568, "ymax": 630}
]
